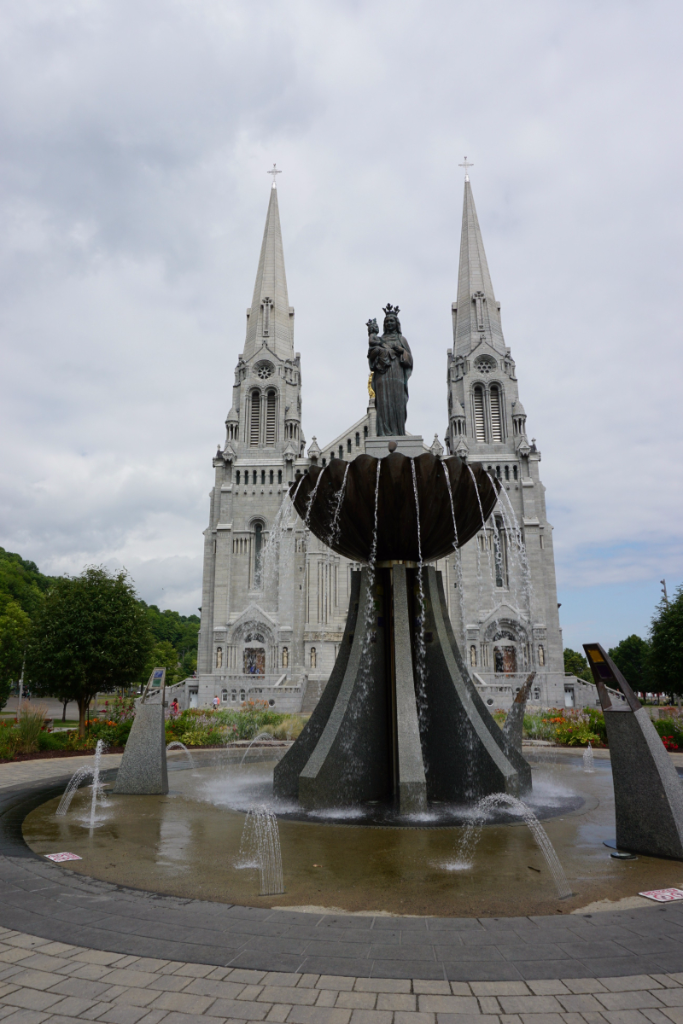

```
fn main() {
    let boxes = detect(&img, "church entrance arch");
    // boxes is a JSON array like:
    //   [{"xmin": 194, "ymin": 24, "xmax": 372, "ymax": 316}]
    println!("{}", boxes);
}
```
[
  {"xmin": 230, "ymin": 620, "xmax": 274, "ymax": 676},
  {"xmin": 483, "ymin": 619, "xmax": 529, "ymax": 676},
  {"xmin": 243, "ymin": 645, "xmax": 265, "ymax": 675}
]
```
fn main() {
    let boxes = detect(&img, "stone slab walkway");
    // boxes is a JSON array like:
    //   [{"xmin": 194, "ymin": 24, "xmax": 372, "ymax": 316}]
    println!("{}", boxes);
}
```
[
  {"xmin": 1, "ymin": 756, "xmax": 683, "ymax": 1021},
  {"xmin": 0, "ymin": 926, "xmax": 683, "ymax": 1024}
]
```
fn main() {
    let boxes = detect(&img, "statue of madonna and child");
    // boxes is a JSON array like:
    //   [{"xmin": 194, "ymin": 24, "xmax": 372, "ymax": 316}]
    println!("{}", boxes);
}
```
[{"xmin": 367, "ymin": 304, "xmax": 413, "ymax": 436}]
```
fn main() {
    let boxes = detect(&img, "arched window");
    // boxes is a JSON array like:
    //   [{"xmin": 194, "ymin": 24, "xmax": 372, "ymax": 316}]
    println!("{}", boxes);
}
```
[
  {"xmin": 249, "ymin": 391, "xmax": 261, "ymax": 445},
  {"xmin": 253, "ymin": 522, "xmax": 263, "ymax": 587},
  {"xmin": 513, "ymin": 465, "xmax": 518, "ymax": 481},
  {"xmin": 215, "ymin": 647, "xmax": 223, "ymax": 669},
  {"xmin": 261, "ymin": 470, "xmax": 265, "ymax": 485},
  {"xmin": 235, "ymin": 470, "xmax": 241, "ymax": 485},
  {"xmin": 266, "ymin": 390, "xmax": 276, "ymax": 444},
  {"xmin": 278, "ymin": 469, "xmax": 282, "ymax": 484},
  {"xmin": 490, "ymin": 385, "xmax": 503, "ymax": 442},
  {"xmin": 493, "ymin": 516, "xmax": 508, "ymax": 588},
  {"xmin": 221, "ymin": 689, "xmax": 228, "ymax": 702},
  {"xmin": 469, "ymin": 645, "xmax": 477, "ymax": 667},
  {"xmin": 504, "ymin": 465, "xmax": 509, "ymax": 481},
  {"xmin": 310, "ymin": 647, "xmax": 317, "ymax": 669},
  {"xmin": 282, "ymin": 647, "xmax": 289, "ymax": 668},
  {"xmin": 538, "ymin": 645, "xmax": 545, "ymax": 667},
  {"xmin": 364, "ymin": 425, "xmax": 368, "ymax": 438},
  {"xmin": 347, "ymin": 438, "xmax": 352, "ymax": 453},
  {"xmin": 231, "ymin": 689, "xmax": 237, "ymax": 702},
  {"xmin": 338, "ymin": 445, "xmax": 343, "ymax": 459},
  {"xmin": 355, "ymin": 432, "xmax": 360, "ymax": 447},
  {"xmin": 473, "ymin": 386, "xmax": 486, "ymax": 441}
]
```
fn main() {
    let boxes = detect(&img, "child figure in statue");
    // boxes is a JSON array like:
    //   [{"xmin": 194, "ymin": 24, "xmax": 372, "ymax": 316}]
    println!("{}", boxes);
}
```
[{"xmin": 367, "ymin": 305, "xmax": 413, "ymax": 436}]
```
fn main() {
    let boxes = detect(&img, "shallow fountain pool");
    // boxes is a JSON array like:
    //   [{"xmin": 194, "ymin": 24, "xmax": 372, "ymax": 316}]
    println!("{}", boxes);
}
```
[{"xmin": 22, "ymin": 750, "xmax": 683, "ymax": 918}]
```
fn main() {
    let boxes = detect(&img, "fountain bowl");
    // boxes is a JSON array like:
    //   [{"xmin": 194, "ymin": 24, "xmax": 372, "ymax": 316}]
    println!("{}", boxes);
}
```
[{"xmin": 291, "ymin": 451, "xmax": 499, "ymax": 564}]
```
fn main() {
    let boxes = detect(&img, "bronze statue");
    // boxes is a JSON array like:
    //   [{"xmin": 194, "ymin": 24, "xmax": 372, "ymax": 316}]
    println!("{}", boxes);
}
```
[{"xmin": 367, "ymin": 305, "xmax": 413, "ymax": 436}]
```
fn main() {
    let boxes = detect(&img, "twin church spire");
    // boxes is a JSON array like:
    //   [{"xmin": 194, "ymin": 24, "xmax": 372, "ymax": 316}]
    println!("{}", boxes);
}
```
[
  {"xmin": 243, "ymin": 184, "xmax": 294, "ymax": 362},
  {"xmin": 453, "ymin": 179, "xmax": 506, "ymax": 357}
]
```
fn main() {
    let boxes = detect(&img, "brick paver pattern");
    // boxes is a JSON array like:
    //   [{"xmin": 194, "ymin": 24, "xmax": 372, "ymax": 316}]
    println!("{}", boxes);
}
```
[{"xmin": 0, "ymin": 927, "xmax": 682, "ymax": 1024}]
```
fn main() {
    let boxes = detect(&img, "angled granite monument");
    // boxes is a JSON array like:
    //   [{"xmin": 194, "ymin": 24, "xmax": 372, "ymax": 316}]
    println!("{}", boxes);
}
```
[
  {"xmin": 274, "ymin": 308, "xmax": 532, "ymax": 815},
  {"xmin": 502, "ymin": 671, "xmax": 537, "ymax": 754},
  {"xmin": 113, "ymin": 668, "xmax": 169, "ymax": 796},
  {"xmin": 584, "ymin": 643, "xmax": 683, "ymax": 859}
]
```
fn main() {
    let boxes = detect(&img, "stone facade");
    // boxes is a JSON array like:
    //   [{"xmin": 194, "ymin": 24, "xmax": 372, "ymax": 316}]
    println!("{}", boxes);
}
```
[{"xmin": 185, "ymin": 178, "xmax": 593, "ymax": 713}]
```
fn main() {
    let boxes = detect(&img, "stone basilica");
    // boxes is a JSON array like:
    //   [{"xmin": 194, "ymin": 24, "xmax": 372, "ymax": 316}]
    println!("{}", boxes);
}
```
[{"xmin": 189, "ymin": 175, "xmax": 595, "ymax": 713}]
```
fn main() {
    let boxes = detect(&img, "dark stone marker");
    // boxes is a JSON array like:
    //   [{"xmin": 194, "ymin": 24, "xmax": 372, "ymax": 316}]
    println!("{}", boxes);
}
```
[
  {"xmin": 113, "ymin": 669, "xmax": 169, "ymax": 796},
  {"xmin": 584, "ymin": 643, "xmax": 683, "ymax": 859},
  {"xmin": 502, "ymin": 672, "xmax": 537, "ymax": 754}
]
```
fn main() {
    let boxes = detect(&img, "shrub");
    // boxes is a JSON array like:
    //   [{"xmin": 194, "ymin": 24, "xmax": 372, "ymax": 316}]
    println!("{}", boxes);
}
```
[
  {"xmin": 653, "ymin": 718, "xmax": 683, "ymax": 749},
  {"xmin": 16, "ymin": 702, "xmax": 47, "ymax": 753},
  {"xmin": 263, "ymin": 716, "xmax": 307, "ymax": 740},
  {"xmin": 523, "ymin": 707, "xmax": 606, "ymax": 747}
]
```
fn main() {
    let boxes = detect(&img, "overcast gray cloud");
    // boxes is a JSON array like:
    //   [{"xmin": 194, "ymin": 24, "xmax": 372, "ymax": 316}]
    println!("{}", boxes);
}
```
[{"xmin": 1, "ymin": 0, "xmax": 682, "ymax": 649}]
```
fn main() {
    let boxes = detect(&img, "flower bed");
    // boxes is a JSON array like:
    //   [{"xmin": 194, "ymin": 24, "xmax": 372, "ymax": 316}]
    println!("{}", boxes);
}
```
[{"xmin": 0, "ymin": 699, "xmax": 306, "ymax": 761}]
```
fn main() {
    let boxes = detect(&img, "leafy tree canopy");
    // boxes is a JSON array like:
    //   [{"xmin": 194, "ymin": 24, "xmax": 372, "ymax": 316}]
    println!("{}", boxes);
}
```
[
  {"xmin": 608, "ymin": 634, "xmax": 651, "ymax": 691},
  {"xmin": 140, "ymin": 602, "xmax": 200, "ymax": 658},
  {"xmin": 0, "ymin": 547, "xmax": 54, "ymax": 620},
  {"xmin": 0, "ymin": 600, "xmax": 31, "ymax": 710},
  {"xmin": 563, "ymin": 648, "xmax": 593, "ymax": 682},
  {"xmin": 26, "ymin": 566, "xmax": 153, "ymax": 735},
  {"xmin": 649, "ymin": 587, "xmax": 683, "ymax": 697}
]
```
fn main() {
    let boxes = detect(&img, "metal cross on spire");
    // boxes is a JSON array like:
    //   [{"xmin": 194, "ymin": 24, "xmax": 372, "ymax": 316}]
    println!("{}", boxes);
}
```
[
  {"xmin": 267, "ymin": 163, "xmax": 282, "ymax": 188},
  {"xmin": 459, "ymin": 156, "xmax": 473, "ymax": 181}
]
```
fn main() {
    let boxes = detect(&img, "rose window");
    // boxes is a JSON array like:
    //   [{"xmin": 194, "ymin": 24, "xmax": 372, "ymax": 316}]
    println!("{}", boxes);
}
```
[
  {"xmin": 255, "ymin": 361, "xmax": 274, "ymax": 380},
  {"xmin": 475, "ymin": 356, "xmax": 496, "ymax": 374}
]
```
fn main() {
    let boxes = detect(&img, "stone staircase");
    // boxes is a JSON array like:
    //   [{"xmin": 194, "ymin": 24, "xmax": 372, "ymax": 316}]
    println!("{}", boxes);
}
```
[{"xmin": 300, "ymin": 677, "xmax": 324, "ymax": 715}]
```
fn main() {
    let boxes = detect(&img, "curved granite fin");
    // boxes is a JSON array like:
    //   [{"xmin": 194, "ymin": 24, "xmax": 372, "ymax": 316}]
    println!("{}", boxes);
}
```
[
  {"xmin": 297, "ymin": 568, "xmax": 390, "ymax": 809},
  {"xmin": 273, "ymin": 572, "xmax": 362, "ymax": 801},
  {"xmin": 420, "ymin": 567, "xmax": 531, "ymax": 801},
  {"xmin": 392, "ymin": 566, "xmax": 427, "ymax": 814},
  {"xmin": 431, "ymin": 569, "xmax": 532, "ymax": 790}
]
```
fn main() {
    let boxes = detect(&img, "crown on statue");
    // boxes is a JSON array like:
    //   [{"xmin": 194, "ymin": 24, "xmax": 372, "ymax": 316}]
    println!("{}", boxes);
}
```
[{"xmin": 382, "ymin": 303, "xmax": 400, "ymax": 317}]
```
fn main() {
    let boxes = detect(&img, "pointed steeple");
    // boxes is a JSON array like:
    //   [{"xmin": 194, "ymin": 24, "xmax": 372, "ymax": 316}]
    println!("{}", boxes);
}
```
[
  {"xmin": 243, "ymin": 184, "xmax": 294, "ymax": 361},
  {"xmin": 453, "ymin": 179, "xmax": 506, "ymax": 356}
]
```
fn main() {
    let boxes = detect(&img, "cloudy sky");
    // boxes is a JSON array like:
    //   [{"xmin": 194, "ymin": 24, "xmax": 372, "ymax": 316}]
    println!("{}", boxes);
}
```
[{"xmin": 1, "ymin": 0, "xmax": 682, "ymax": 650}]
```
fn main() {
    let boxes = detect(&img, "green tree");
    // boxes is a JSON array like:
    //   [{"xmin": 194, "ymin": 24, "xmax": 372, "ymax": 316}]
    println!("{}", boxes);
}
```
[
  {"xmin": 608, "ymin": 634, "xmax": 651, "ymax": 692},
  {"xmin": 26, "ymin": 566, "xmax": 153, "ymax": 736},
  {"xmin": 563, "ymin": 648, "xmax": 593, "ymax": 682},
  {"xmin": 0, "ymin": 600, "xmax": 31, "ymax": 710},
  {"xmin": 0, "ymin": 547, "xmax": 54, "ymax": 619},
  {"xmin": 142, "ymin": 641, "xmax": 181, "ymax": 687},
  {"xmin": 649, "ymin": 587, "xmax": 683, "ymax": 698}
]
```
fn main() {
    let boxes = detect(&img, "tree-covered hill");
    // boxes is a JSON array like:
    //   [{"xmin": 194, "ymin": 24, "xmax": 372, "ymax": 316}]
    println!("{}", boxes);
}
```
[{"xmin": 0, "ymin": 547, "xmax": 199, "ymax": 703}]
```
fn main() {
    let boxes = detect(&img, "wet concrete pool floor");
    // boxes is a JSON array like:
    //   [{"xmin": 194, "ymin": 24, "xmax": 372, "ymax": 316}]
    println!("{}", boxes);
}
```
[{"xmin": 21, "ymin": 750, "xmax": 683, "ymax": 918}]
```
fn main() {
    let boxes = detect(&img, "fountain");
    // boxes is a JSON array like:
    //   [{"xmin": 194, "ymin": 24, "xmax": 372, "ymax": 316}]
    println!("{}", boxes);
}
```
[
  {"xmin": 33, "ymin": 304, "xmax": 601, "ymax": 919},
  {"xmin": 240, "ymin": 733, "xmax": 280, "ymax": 767},
  {"xmin": 583, "ymin": 741, "xmax": 595, "ymax": 773},
  {"xmin": 56, "ymin": 739, "xmax": 106, "ymax": 827},
  {"xmin": 166, "ymin": 741, "xmax": 196, "ymax": 768},
  {"xmin": 458, "ymin": 793, "xmax": 574, "ymax": 899},
  {"xmin": 274, "ymin": 449, "xmax": 532, "ymax": 815},
  {"xmin": 237, "ymin": 807, "xmax": 285, "ymax": 895}
]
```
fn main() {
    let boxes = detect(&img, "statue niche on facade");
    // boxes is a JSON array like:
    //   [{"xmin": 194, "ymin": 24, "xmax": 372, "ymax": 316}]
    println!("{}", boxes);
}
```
[{"xmin": 367, "ymin": 304, "xmax": 413, "ymax": 436}]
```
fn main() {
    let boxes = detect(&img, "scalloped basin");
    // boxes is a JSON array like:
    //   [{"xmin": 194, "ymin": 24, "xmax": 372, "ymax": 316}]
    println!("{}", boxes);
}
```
[{"xmin": 291, "ymin": 452, "xmax": 499, "ymax": 564}]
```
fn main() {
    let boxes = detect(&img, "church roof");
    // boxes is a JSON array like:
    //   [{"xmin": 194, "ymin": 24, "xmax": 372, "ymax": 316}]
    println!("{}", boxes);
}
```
[
  {"xmin": 454, "ymin": 179, "xmax": 506, "ymax": 357},
  {"xmin": 243, "ymin": 184, "xmax": 294, "ymax": 362}
]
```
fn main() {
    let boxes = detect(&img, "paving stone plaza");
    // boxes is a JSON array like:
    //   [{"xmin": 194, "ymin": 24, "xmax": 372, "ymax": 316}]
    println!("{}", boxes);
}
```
[{"xmin": 3, "ymin": 754, "xmax": 683, "ymax": 1024}]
